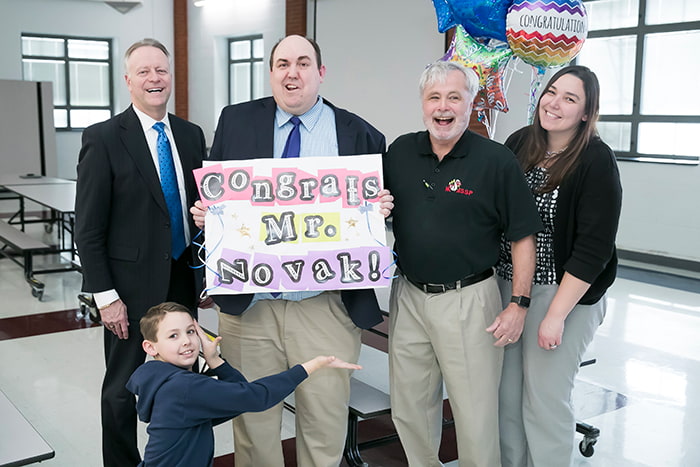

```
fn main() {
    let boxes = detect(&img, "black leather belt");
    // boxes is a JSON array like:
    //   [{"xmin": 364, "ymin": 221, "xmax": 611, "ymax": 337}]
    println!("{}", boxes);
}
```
[{"xmin": 404, "ymin": 268, "xmax": 493, "ymax": 294}]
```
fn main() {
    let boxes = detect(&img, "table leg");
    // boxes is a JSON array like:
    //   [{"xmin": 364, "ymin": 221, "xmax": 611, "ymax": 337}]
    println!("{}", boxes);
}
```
[
  {"xmin": 344, "ymin": 413, "xmax": 369, "ymax": 467},
  {"xmin": 23, "ymin": 251, "xmax": 44, "ymax": 300}
]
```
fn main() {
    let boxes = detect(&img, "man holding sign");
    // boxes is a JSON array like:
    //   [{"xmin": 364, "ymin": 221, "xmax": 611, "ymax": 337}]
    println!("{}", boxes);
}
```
[{"xmin": 191, "ymin": 35, "xmax": 392, "ymax": 467}]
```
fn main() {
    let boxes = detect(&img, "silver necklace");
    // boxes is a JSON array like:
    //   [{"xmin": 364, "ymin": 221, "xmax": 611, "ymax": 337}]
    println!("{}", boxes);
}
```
[{"xmin": 544, "ymin": 146, "xmax": 568, "ymax": 159}]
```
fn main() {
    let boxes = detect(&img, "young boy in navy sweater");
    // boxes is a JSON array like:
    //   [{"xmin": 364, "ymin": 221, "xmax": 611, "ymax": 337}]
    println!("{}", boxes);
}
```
[{"xmin": 126, "ymin": 302, "xmax": 361, "ymax": 467}]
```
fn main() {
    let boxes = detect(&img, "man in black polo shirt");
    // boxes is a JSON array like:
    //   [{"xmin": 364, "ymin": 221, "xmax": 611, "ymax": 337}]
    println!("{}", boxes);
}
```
[{"xmin": 383, "ymin": 61, "xmax": 542, "ymax": 466}]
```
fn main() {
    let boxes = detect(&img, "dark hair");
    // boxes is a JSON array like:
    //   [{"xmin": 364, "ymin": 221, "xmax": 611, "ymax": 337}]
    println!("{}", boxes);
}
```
[
  {"xmin": 124, "ymin": 38, "xmax": 170, "ymax": 72},
  {"xmin": 518, "ymin": 65, "xmax": 600, "ymax": 192},
  {"xmin": 140, "ymin": 302, "xmax": 193, "ymax": 342},
  {"xmin": 269, "ymin": 35, "xmax": 323, "ymax": 71}
]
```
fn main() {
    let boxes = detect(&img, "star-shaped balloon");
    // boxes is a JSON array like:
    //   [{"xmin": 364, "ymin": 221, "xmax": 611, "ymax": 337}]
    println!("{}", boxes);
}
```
[
  {"xmin": 442, "ymin": 26, "xmax": 513, "ymax": 113},
  {"xmin": 432, "ymin": 0, "xmax": 513, "ymax": 42}
]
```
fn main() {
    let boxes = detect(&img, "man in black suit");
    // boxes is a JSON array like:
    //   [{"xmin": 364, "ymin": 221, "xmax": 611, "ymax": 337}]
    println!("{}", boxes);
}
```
[
  {"xmin": 75, "ymin": 38, "xmax": 205, "ymax": 467},
  {"xmin": 191, "ymin": 35, "xmax": 393, "ymax": 466}
]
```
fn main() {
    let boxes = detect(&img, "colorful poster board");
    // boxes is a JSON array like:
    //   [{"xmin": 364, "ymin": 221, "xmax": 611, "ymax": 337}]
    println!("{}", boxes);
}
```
[{"xmin": 193, "ymin": 154, "xmax": 393, "ymax": 295}]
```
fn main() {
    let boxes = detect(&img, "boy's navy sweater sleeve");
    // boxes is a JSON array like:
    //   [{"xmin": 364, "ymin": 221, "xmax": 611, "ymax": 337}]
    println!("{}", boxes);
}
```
[
  {"xmin": 128, "ymin": 360, "xmax": 309, "ymax": 430},
  {"xmin": 182, "ymin": 362, "xmax": 308, "ymax": 425},
  {"xmin": 209, "ymin": 361, "xmax": 247, "ymax": 382},
  {"xmin": 204, "ymin": 362, "xmax": 308, "ymax": 425}
]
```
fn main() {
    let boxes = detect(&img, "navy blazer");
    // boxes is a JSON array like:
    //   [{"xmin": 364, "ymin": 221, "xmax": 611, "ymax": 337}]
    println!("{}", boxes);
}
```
[
  {"xmin": 75, "ymin": 105, "xmax": 206, "ymax": 319},
  {"xmin": 208, "ymin": 96, "xmax": 386, "ymax": 329}
]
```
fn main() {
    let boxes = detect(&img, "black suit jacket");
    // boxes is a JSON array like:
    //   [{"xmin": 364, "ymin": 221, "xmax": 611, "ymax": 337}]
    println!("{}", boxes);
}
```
[
  {"xmin": 75, "ymin": 105, "xmax": 206, "ymax": 319},
  {"xmin": 208, "ymin": 96, "xmax": 386, "ymax": 329}
]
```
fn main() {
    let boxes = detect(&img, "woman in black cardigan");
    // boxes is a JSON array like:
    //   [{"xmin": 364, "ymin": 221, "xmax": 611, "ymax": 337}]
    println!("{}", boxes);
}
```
[{"xmin": 495, "ymin": 65, "xmax": 623, "ymax": 467}]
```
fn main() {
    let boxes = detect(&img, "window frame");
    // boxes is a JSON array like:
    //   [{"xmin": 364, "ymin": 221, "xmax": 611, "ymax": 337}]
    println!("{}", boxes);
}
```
[
  {"xmin": 227, "ymin": 35, "xmax": 264, "ymax": 105},
  {"xmin": 581, "ymin": 0, "xmax": 700, "ymax": 164},
  {"xmin": 21, "ymin": 33, "xmax": 114, "ymax": 131}
]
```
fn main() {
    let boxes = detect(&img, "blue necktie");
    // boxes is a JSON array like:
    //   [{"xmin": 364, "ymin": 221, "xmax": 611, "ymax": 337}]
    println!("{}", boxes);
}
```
[
  {"xmin": 271, "ymin": 116, "xmax": 301, "ymax": 299},
  {"xmin": 153, "ymin": 122, "xmax": 186, "ymax": 260},
  {"xmin": 281, "ymin": 116, "xmax": 301, "ymax": 158}
]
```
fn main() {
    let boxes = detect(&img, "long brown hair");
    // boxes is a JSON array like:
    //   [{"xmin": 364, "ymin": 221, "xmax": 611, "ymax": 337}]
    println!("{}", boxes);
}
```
[{"xmin": 518, "ymin": 65, "xmax": 600, "ymax": 192}]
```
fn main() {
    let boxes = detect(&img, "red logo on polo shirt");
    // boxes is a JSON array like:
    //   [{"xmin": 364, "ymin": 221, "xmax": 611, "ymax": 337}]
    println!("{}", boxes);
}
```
[{"xmin": 446, "ymin": 178, "xmax": 473, "ymax": 196}]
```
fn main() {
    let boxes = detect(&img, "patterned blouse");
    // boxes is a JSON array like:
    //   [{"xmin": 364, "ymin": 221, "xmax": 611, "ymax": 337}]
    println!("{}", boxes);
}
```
[{"xmin": 496, "ymin": 166, "xmax": 558, "ymax": 285}]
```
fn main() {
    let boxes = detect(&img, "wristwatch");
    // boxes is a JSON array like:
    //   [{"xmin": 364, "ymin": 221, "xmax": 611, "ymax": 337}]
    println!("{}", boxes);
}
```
[{"xmin": 510, "ymin": 295, "xmax": 531, "ymax": 308}]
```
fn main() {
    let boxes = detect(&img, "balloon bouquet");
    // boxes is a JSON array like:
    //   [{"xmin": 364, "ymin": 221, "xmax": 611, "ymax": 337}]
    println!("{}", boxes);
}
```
[{"xmin": 432, "ymin": 0, "xmax": 589, "ymax": 135}]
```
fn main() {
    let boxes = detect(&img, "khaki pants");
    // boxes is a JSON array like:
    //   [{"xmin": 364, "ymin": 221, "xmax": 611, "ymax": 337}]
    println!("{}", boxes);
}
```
[
  {"xmin": 389, "ymin": 274, "xmax": 504, "ymax": 467},
  {"xmin": 218, "ymin": 292, "xmax": 362, "ymax": 467}
]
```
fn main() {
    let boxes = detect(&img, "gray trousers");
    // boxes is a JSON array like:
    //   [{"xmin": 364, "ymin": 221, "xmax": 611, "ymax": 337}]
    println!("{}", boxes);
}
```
[
  {"xmin": 389, "ymin": 274, "xmax": 503, "ymax": 467},
  {"xmin": 497, "ymin": 278, "xmax": 606, "ymax": 467}
]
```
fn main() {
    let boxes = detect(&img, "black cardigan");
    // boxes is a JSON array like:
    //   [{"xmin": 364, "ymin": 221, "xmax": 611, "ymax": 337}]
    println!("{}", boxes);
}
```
[{"xmin": 505, "ymin": 127, "xmax": 623, "ymax": 305}]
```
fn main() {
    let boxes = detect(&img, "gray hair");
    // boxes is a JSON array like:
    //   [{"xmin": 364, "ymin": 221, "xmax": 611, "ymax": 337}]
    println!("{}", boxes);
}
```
[
  {"xmin": 419, "ymin": 61, "xmax": 479, "ymax": 99},
  {"xmin": 124, "ymin": 38, "xmax": 170, "ymax": 73}
]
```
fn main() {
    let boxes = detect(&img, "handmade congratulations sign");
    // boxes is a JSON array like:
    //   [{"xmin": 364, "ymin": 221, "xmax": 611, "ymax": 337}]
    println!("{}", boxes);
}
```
[{"xmin": 193, "ymin": 155, "xmax": 392, "ymax": 295}]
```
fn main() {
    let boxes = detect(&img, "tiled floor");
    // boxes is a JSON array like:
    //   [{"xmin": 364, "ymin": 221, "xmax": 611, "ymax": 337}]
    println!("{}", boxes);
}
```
[{"xmin": 1, "ymin": 222, "xmax": 699, "ymax": 466}]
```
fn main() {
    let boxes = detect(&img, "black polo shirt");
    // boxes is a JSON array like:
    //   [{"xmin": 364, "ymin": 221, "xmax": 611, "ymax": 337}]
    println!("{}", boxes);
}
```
[{"xmin": 383, "ymin": 130, "xmax": 542, "ymax": 284}]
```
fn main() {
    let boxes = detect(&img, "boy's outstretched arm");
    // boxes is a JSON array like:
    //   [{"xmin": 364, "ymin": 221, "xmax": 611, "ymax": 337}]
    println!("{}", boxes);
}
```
[
  {"xmin": 301, "ymin": 356, "xmax": 362, "ymax": 375},
  {"xmin": 194, "ymin": 321, "xmax": 225, "ymax": 370}
]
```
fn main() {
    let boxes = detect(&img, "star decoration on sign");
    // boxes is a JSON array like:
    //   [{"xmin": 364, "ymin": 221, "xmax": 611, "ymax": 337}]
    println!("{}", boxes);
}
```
[{"xmin": 237, "ymin": 224, "xmax": 251, "ymax": 238}]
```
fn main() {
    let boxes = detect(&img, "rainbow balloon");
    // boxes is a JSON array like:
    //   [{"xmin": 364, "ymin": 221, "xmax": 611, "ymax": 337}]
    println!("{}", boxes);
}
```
[{"xmin": 506, "ymin": 0, "xmax": 588, "ymax": 68}]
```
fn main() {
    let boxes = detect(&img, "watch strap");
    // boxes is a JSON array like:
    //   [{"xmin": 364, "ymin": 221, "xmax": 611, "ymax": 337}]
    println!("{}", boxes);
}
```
[{"xmin": 510, "ymin": 295, "xmax": 531, "ymax": 308}]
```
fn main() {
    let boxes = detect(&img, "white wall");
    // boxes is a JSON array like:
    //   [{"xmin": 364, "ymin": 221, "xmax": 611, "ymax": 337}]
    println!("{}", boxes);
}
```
[
  {"xmin": 0, "ymin": 0, "xmax": 174, "ymax": 180},
  {"xmin": 314, "ymin": 0, "xmax": 443, "ymax": 144},
  {"xmin": 1, "ymin": 0, "xmax": 698, "ymax": 263},
  {"xmin": 491, "ymin": 61, "xmax": 549, "ymax": 144},
  {"xmin": 187, "ymin": 0, "xmax": 285, "ymax": 146},
  {"xmin": 614, "ymin": 163, "xmax": 700, "ymax": 263}
]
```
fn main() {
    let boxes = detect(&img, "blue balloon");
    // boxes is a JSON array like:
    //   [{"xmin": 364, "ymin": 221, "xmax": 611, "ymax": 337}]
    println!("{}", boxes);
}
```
[{"xmin": 432, "ymin": 0, "xmax": 512, "ymax": 42}]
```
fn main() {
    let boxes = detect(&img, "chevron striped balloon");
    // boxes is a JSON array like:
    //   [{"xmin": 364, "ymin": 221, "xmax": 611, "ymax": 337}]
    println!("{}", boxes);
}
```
[{"xmin": 506, "ymin": 0, "xmax": 588, "ymax": 68}]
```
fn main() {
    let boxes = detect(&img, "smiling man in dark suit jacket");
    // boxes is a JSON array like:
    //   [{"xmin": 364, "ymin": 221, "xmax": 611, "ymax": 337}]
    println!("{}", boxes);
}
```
[
  {"xmin": 191, "ymin": 35, "xmax": 393, "ymax": 467},
  {"xmin": 75, "ymin": 38, "xmax": 206, "ymax": 467}
]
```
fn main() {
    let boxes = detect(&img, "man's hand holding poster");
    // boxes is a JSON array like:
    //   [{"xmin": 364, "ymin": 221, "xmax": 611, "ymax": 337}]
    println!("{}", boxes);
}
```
[{"xmin": 193, "ymin": 154, "xmax": 393, "ymax": 295}]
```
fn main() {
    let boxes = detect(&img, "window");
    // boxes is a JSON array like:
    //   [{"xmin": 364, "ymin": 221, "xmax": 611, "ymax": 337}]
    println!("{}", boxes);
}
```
[
  {"xmin": 228, "ymin": 35, "xmax": 264, "ymax": 105},
  {"xmin": 21, "ymin": 34, "xmax": 113, "ymax": 130},
  {"xmin": 577, "ymin": 0, "xmax": 700, "ymax": 164}
]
